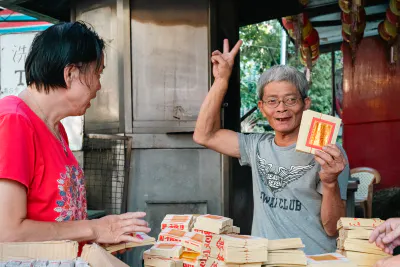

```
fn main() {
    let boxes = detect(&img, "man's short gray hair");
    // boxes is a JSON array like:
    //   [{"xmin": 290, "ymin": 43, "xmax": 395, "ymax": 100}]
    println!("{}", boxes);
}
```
[{"xmin": 257, "ymin": 65, "xmax": 309, "ymax": 100}]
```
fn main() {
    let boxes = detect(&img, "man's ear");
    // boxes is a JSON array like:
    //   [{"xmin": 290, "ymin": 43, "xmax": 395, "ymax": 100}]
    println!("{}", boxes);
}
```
[
  {"xmin": 258, "ymin": 100, "xmax": 268, "ymax": 119},
  {"xmin": 303, "ymin": 97, "xmax": 311, "ymax": 110},
  {"xmin": 257, "ymin": 100, "xmax": 263, "ymax": 110},
  {"xmin": 64, "ymin": 65, "xmax": 76, "ymax": 88}
]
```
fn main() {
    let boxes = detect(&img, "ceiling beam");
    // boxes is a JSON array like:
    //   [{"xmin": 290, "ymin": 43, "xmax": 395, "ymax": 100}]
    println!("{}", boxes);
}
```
[{"xmin": 239, "ymin": 0, "xmax": 303, "ymax": 26}]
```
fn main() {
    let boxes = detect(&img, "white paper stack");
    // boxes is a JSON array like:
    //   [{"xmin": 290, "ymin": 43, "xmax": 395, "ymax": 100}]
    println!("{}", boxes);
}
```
[
  {"xmin": 232, "ymin": 226, "xmax": 241, "ymax": 234},
  {"xmin": 149, "ymin": 242, "xmax": 184, "ymax": 259},
  {"xmin": 144, "ymin": 249, "xmax": 183, "ymax": 267},
  {"xmin": 181, "ymin": 231, "xmax": 207, "ymax": 253},
  {"xmin": 161, "ymin": 215, "xmax": 194, "ymax": 232},
  {"xmin": 336, "ymin": 218, "xmax": 391, "ymax": 267},
  {"xmin": 193, "ymin": 215, "xmax": 233, "ymax": 234},
  {"xmin": 158, "ymin": 228, "xmax": 187, "ymax": 243},
  {"xmin": 264, "ymin": 238, "xmax": 307, "ymax": 267}
]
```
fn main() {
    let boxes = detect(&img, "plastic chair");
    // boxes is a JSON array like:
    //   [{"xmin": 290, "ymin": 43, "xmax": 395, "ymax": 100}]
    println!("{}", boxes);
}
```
[{"xmin": 351, "ymin": 167, "xmax": 381, "ymax": 218}]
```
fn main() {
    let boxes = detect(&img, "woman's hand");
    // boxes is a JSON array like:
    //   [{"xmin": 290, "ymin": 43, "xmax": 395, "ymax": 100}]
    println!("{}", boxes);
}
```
[{"xmin": 92, "ymin": 212, "xmax": 151, "ymax": 244}]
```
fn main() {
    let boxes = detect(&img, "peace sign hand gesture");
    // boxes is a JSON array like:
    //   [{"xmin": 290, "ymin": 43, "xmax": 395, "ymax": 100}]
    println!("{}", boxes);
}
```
[{"xmin": 211, "ymin": 39, "xmax": 243, "ymax": 81}]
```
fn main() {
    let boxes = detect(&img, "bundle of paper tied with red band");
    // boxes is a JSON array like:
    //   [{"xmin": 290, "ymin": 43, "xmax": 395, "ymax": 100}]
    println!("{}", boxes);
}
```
[
  {"xmin": 161, "ymin": 215, "xmax": 195, "ymax": 232},
  {"xmin": 336, "ymin": 217, "xmax": 391, "ymax": 267}
]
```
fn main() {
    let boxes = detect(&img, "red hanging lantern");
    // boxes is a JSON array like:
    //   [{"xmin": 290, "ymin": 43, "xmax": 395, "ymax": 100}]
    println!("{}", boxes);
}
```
[
  {"xmin": 299, "ymin": 0, "xmax": 309, "ymax": 6},
  {"xmin": 341, "ymin": 9, "xmax": 366, "ymax": 25},
  {"xmin": 339, "ymin": 0, "xmax": 351, "ymax": 13},
  {"xmin": 302, "ymin": 28, "xmax": 320, "ymax": 51},
  {"xmin": 386, "ymin": 8, "xmax": 399, "ymax": 27},
  {"xmin": 282, "ymin": 11, "xmax": 320, "ymax": 68},
  {"xmin": 282, "ymin": 13, "xmax": 311, "ymax": 39},
  {"xmin": 378, "ymin": 21, "xmax": 393, "ymax": 42},
  {"xmin": 301, "ymin": 46, "xmax": 319, "ymax": 60},
  {"xmin": 384, "ymin": 19, "xmax": 398, "ymax": 40},
  {"xmin": 300, "ymin": 29, "xmax": 320, "ymax": 68},
  {"xmin": 342, "ymin": 29, "xmax": 350, "ymax": 43},
  {"xmin": 378, "ymin": 0, "xmax": 400, "ymax": 64},
  {"xmin": 300, "ymin": 51, "xmax": 319, "ymax": 66},
  {"xmin": 390, "ymin": 0, "xmax": 400, "ymax": 16},
  {"xmin": 341, "ymin": 9, "xmax": 366, "ymax": 35}
]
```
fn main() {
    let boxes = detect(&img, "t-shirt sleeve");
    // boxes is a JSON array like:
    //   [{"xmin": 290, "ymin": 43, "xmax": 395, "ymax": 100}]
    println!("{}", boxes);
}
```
[
  {"xmin": 317, "ymin": 144, "xmax": 349, "ymax": 200},
  {"xmin": 0, "ymin": 114, "xmax": 35, "ymax": 189},
  {"xmin": 238, "ymin": 133, "xmax": 265, "ymax": 167}
]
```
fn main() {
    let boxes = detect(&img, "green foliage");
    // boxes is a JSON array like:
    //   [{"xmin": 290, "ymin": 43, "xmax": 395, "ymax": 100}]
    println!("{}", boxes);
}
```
[{"xmin": 239, "ymin": 20, "xmax": 343, "ymax": 133}]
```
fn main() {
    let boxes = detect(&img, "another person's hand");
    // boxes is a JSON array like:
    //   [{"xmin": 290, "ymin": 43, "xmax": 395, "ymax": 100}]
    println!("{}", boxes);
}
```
[
  {"xmin": 314, "ymin": 144, "xmax": 346, "ymax": 186},
  {"xmin": 92, "ymin": 212, "xmax": 151, "ymax": 244},
  {"xmin": 211, "ymin": 39, "xmax": 242, "ymax": 81},
  {"xmin": 369, "ymin": 218, "xmax": 400, "ymax": 254},
  {"xmin": 373, "ymin": 255, "xmax": 400, "ymax": 267}
]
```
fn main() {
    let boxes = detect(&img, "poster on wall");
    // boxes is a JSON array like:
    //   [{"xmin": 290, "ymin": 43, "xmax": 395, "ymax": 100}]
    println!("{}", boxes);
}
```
[
  {"xmin": 0, "ymin": 32, "xmax": 36, "ymax": 98},
  {"xmin": 0, "ymin": 32, "xmax": 83, "ymax": 151}
]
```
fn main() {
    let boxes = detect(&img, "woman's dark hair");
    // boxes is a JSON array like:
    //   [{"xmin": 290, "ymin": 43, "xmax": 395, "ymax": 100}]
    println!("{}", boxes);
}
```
[{"xmin": 25, "ymin": 21, "xmax": 105, "ymax": 93}]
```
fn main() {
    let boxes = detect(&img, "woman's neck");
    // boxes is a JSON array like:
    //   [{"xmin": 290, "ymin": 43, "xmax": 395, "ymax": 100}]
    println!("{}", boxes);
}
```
[{"xmin": 19, "ymin": 87, "xmax": 69, "ymax": 129}]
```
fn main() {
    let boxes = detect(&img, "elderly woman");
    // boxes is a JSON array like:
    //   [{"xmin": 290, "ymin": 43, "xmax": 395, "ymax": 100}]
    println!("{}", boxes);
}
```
[{"xmin": 0, "ymin": 22, "xmax": 150, "ymax": 245}]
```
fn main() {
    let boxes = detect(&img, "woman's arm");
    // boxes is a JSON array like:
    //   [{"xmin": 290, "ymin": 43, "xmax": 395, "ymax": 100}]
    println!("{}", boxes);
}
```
[{"xmin": 0, "ymin": 179, "xmax": 150, "ymax": 244}]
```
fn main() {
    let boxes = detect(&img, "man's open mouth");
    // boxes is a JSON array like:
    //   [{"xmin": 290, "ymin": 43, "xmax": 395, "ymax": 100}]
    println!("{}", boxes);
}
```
[{"xmin": 276, "ymin": 117, "xmax": 291, "ymax": 122}]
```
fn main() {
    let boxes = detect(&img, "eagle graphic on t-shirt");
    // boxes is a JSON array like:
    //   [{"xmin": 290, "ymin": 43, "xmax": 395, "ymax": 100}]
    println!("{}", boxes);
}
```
[{"xmin": 256, "ymin": 153, "xmax": 315, "ymax": 195}]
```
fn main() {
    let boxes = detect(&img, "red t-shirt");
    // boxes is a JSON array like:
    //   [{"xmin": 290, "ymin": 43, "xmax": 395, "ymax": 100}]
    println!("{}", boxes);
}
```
[{"xmin": 0, "ymin": 96, "xmax": 87, "ymax": 222}]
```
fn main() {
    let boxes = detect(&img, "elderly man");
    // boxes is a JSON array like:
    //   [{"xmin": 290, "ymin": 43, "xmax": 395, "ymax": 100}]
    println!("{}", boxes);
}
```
[{"xmin": 193, "ymin": 39, "xmax": 349, "ymax": 255}]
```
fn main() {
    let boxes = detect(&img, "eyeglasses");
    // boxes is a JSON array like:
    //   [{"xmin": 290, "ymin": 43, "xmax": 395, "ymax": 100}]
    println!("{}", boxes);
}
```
[{"xmin": 262, "ymin": 96, "xmax": 301, "ymax": 108}]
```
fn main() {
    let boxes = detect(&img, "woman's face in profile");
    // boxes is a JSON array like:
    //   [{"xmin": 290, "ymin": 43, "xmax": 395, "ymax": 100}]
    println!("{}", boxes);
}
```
[{"xmin": 65, "ymin": 56, "xmax": 104, "ymax": 116}]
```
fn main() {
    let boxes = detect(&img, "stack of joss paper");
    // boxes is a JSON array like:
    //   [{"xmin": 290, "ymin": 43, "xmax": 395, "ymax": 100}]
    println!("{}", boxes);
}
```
[
  {"xmin": 161, "ymin": 214, "xmax": 195, "ymax": 232},
  {"xmin": 262, "ymin": 238, "xmax": 307, "ymax": 267},
  {"xmin": 336, "ymin": 218, "xmax": 392, "ymax": 267},
  {"xmin": 144, "ymin": 214, "xmax": 269, "ymax": 267}
]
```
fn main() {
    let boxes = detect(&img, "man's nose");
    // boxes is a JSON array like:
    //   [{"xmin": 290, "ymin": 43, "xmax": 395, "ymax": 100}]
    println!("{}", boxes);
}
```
[{"xmin": 276, "ymin": 101, "xmax": 287, "ymax": 112}]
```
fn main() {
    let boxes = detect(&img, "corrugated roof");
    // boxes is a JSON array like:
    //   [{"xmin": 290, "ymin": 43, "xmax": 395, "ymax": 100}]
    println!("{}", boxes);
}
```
[{"xmin": 0, "ymin": 8, "xmax": 52, "ymax": 34}]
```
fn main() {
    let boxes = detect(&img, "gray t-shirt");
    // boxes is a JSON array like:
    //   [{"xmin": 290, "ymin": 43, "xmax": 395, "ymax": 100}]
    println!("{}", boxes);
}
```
[{"xmin": 238, "ymin": 133, "xmax": 349, "ymax": 255}]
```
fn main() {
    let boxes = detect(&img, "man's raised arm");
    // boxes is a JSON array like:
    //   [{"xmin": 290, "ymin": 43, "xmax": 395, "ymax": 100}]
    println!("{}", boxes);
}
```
[{"xmin": 193, "ymin": 39, "xmax": 242, "ymax": 158}]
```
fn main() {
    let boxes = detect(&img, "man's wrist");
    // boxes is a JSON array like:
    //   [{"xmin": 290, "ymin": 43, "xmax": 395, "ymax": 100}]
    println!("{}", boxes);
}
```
[
  {"xmin": 214, "ymin": 77, "xmax": 229, "ymax": 86},
  {"xmin": 321, "ymin": 180, "xmax": 339, "ymax": 190}
]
